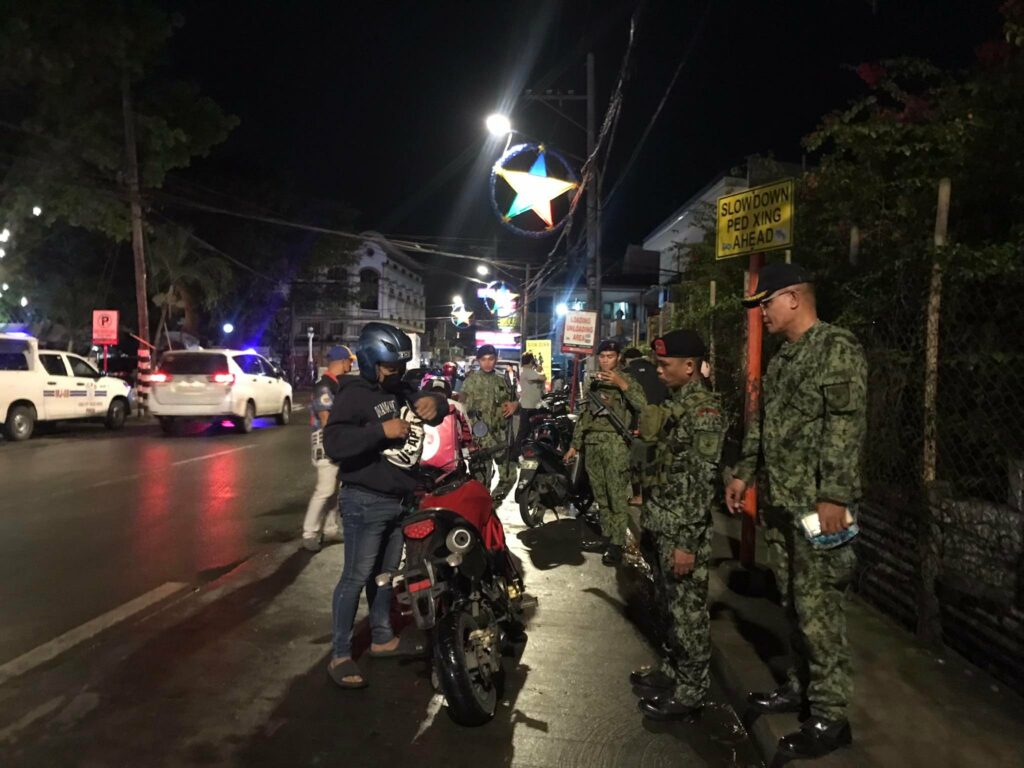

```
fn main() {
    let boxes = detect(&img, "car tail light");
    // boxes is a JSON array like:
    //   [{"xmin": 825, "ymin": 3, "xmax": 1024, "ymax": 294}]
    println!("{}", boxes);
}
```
[
  {"xmin": 521, "ymin": 443, "xmax": 537, "ymax": 459},
  {"xmin": 403, "ymin": 519, "xmax": 435, "ymax": 540},
  {"xmin": 209, "ymin": 372, "xmax": 235, "ymax": 384},
  {"xmin": 149, "ymin": 371, "xmax": 171, "ymax": 383}
]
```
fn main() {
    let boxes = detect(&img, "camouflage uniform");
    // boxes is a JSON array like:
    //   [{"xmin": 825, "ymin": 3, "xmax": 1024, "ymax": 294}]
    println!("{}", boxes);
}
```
[
  {"xmin": 461, "ymin": 368, "xmax": 518, "ymax": 504},
  {"xmin": 572, "ymin": 372, "xmax": 646, "ymax": 547},
  {"xmin": 643, "ymin": 379, "xmax": 726, "ymax": 706},
  {"xmin": 734, "ymin": 320, "xmax": 867, "ymax": 721}
]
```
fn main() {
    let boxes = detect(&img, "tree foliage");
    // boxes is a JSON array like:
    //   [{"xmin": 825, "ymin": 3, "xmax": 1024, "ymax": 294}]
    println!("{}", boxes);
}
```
[{"xmin": 0, "ymin": 0, "xmax": 238, "ymax": 240}]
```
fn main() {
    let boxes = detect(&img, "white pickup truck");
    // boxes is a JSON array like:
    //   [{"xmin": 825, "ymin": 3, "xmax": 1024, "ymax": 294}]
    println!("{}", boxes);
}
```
[{"xmin": 0, "ymin": 332, "xmax": 134, "ymax": 441}]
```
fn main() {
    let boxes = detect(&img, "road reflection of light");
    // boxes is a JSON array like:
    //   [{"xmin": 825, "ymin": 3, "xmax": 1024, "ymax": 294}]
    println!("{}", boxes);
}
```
[
  {"xmin": 195, "ymin": 448, "xmax": 245, "ymax": 570},
  {"xmin": 131, "ymin": 441, "xmax": 175, "ymax": 573}
]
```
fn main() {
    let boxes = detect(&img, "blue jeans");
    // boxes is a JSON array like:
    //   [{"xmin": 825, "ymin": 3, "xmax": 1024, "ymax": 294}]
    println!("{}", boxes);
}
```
[{"xmin": 331, "ymin": 486, "xmax": 405, "ymax": 659}]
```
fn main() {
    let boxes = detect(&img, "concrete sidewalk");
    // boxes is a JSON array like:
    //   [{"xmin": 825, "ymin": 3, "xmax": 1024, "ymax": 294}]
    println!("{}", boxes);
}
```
[
  {"xmin": 708, "ymin": 518, "xmax": 1024, "ymax": 767},
  {"xmin": 0, "ymin": 498, "xmax": 760, "ymax": 768}
]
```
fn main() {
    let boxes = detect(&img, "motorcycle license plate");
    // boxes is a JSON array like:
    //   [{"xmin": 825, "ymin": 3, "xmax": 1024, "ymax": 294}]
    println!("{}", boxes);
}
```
[{"xmin": 519, "ymin": 458, "xmax": 539, "ymax": 470}]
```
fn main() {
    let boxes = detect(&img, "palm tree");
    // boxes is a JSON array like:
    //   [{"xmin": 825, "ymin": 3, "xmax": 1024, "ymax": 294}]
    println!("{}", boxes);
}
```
[{"xmin": 148, "ymin": 225, "xmax": 233, "ymax": 344}]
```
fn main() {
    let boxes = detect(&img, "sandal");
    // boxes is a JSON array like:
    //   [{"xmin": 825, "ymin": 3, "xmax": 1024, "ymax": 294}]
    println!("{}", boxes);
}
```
[
  {"xmin": 328, "ymin": 657, "xmax": 367, "ymax": 689},
  {"xmin": 369, "ymin": 634, "xmax": 427, "ymax": 658}
]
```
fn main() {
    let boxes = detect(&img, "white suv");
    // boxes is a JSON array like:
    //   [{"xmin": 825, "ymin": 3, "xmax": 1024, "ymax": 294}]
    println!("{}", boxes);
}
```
[
  {"xmin": 148, "ymin": 349, "xmax": 293, "ymax": 434},
  {"xmin": 0, "ymin": 332, "xmax": 134, "ymax": 441}
]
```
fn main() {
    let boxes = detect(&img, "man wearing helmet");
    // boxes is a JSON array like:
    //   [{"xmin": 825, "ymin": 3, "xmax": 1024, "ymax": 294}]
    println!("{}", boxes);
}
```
[
  {"xmin": 460, "ymin": 344, "xmax": 520, "ymax": 509},
  {"xmin": 322, "ymin": 322, "xmax": 447, "ymax": 690}
]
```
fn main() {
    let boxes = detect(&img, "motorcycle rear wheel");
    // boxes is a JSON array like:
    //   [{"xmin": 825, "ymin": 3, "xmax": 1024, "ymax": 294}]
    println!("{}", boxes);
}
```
[{"xmin": 434, "ymin": 606, "xmax": 502, "ymax": 726}]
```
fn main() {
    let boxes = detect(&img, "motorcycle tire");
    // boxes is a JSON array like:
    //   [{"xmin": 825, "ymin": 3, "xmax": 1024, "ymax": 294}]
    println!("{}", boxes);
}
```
[
  {"xmin": 518, "ymin": 483, "xmax": 547, "ymax": 528},
  {"xmin": 434, "ymin": 606, "xmax": 502, "ymax": 727}
]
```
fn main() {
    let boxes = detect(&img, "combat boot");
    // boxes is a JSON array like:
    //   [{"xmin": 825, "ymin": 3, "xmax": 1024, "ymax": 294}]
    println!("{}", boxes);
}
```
[
  {"xmin": 638, "ymin": 695, "xmax": 702, "ymax": 721},
  {"xmin": 778, "ymin": 716, "xmax": 852, "ymax": 758},
  {"xmin": 746, "ymin": 683, "xmax": 803, "ymax": 714},
  {"xmin": 601, "ymin": 543, "xmax": 623, "ymax": 566},
  {"xmin": 629, "ymin": 666, "xmax": 673, "ymax": 698}
]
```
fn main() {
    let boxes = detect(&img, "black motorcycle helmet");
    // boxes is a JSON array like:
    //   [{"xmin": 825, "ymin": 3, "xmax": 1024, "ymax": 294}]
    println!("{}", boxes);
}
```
[{"xmin": 356, "ymin": 322, "xmax": 413, "ymax": 382}]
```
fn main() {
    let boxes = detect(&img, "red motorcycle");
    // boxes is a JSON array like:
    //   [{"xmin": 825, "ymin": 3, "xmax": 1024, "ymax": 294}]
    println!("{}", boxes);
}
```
[{"xmin": 377, "ymin": 412, "xmax": 529, "ymax": 726}]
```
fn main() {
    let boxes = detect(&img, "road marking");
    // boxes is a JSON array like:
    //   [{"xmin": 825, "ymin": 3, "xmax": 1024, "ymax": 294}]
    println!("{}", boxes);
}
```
[
  {"xmin": 0, "ymin": 696, "xmax": 64, "ymax": 743},
  {"xmin": 87, "ymin": 445, "xmax": 257, "ymax": 489},
  {"xmin": 412, "ymin": 693, "xmax": 445, "ymax": 742},
  {"xmin": 0, "ymin": 582, "xmax": 188, "ymax": 686}
]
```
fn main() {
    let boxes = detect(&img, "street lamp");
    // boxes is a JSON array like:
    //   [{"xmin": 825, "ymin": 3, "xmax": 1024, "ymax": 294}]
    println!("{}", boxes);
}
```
[
  {"xmin": 555, "ymin": 302, "xmax": 569, "ymax": 317},
  {"xmin": 20, "ymin": 297, "xmax": 28, "ymax": 308},
  {"xmin": 0, "ymin": 229, "xmax": 8, "ymax": 243},
  {"xmin": 452, "ymin": 295, "xmax": 463, "ymax": 306},
  {"xmin": 485, "ymin": 113, "xmax": 512, "ymax": 137},
  {"xmin": 222, "ymin": 322, "xmax": 234, "ymax": 335},
  {"xmin": 2, "ymin": 283, "xmax": 8, "ymax": 291},
  {"xmin": 32, "ymin": 206, "xmax": 42, "ymax": 217},
  {"xmin": 0, "ymin": 249, "xmax": 5, "ymax": 259},
  {"xmin": 476, "ymin": 264, "xmax": 489, "ymax": 276}
]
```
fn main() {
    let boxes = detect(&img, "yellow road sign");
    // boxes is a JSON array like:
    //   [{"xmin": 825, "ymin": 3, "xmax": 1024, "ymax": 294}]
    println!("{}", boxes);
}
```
[{"xmin": 716, "ymin": 179, "xmax": 794, "ymax": 260}]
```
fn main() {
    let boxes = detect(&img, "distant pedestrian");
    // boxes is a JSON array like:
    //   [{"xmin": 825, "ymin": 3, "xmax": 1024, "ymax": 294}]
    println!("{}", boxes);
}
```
[
  {"xmin": 631, "ymin": 330, "xmax": 726, "ymax": 721},
  {"xmin": 302, "ymin": 345, "xmax": 352, "ymax": 552},
  {"xmin": 725, "ymin": 263, "xmax": 867, "ymax": 759},
  {"xmin": 516, "ymin": 352, "xmax": 546, "ymax": 456}
]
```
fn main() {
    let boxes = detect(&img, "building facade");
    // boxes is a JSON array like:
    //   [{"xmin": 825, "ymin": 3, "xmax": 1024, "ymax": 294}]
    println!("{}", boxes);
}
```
[{"xmin": 290, "ymin": 232, "xmax": 426, "ymax": 370}]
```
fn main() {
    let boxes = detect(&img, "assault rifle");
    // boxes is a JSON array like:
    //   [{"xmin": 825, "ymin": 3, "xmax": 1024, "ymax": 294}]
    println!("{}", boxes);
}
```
[{"xmin": 584, "ymin": 383, "xmax": 635, "ymax": 447}]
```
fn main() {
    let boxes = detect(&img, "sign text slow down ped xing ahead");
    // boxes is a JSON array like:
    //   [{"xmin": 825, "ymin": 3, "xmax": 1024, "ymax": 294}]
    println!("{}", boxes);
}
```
[{"xmin": 715, "ymin": 178, "xmax": 795, "ymax": 260}]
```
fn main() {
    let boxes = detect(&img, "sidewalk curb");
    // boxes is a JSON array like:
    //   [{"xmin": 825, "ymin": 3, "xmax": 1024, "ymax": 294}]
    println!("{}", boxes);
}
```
[{"xmin": 709, "ymin": 643, "xmax": 779, "ymax": 766}]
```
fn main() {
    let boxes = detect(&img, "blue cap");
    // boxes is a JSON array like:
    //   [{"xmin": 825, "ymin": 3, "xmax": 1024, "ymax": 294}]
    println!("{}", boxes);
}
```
[{"xmin": 326, "ymin": 345, "xmax": 353, "ymax": 361}]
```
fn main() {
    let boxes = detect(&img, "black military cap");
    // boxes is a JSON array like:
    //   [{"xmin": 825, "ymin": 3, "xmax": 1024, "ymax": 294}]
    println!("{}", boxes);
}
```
[
  {"xmin": 652, "ymin": 329, "xmax": 707, "ymax": 359},
  {"xmin": 741, "ymin": 262, "xmax": 814, "ymax": 307},
  {"xmin": 597, "ymin": 339, "xmax": 622, "ymax": 354},
  {"xmin": 476, "ymin": 344, "xmax": 497, "ymax": 358}
]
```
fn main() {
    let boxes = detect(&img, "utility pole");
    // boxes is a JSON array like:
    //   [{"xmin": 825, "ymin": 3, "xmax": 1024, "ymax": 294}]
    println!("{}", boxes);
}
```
[
  {"xmin": 122, "ymin": 72, "xmax": 151, "ymax": 414},
  {"xmin": 586, "ymin": 52, "xmax": 602, "ymax": 333},
  {"xmin": 521, "ymin": 262, "xmax": 530, "ymax": 352}
]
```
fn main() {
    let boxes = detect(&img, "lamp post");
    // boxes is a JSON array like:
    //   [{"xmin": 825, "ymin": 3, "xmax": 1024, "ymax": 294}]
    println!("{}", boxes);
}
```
[{"xmin": 306, "ymin": 326, "xmax": 315, "ymax": 383}]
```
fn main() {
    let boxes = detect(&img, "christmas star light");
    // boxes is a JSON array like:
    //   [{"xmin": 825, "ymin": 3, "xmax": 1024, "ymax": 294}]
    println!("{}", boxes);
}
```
[{"xmin": 496, "ymin": 150, "xmax": 577, "ymax": 227}]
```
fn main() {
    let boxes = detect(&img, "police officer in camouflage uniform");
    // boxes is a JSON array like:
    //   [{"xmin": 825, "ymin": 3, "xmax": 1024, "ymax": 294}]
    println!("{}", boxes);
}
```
[
  {"xmin": 461, "ymin": 344, "xmax": 519, "ymax": 508},
  {"xmin": 629, "ymin": 330, "xmax": 726, "ymax": 721},
  {"xmin": 725, "ymin": 263, "xmax": 867, "ymax": 759},
  {"xmin": 565, "ymin": 340, "xmax": 647, "ymax": 565}
]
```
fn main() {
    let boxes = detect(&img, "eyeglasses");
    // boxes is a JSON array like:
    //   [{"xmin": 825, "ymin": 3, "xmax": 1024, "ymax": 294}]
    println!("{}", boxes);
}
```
[{"xmin": 759, "ymin": 290, "xmax": 796, "ymax": 311}]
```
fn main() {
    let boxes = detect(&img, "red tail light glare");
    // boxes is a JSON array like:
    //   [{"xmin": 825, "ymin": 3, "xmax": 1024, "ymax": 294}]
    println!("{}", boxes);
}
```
[
  {"xmin": 521, "ymin": 444, "xmax": 537, "ymax": 458},
  {"xmin": 149, "ymin": 371, "xmax": 171, "ymax": 383},
  {"xmin": 210, "ymin": 373, "xmax": 235, "ymax": 384},
  {"xmin": 403, "ymin": 519, "xmax": 435, "ymax": 540}
]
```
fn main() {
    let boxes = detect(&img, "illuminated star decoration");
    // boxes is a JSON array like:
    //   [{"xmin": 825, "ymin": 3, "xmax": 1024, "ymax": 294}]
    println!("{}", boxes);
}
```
[
  {"xmin": 496, "ymin": 148, "xmax": 577, "ymax": 227},
  {"xmin": 451, "ymin": 304, "xmax": 473, "ymax": 328}
]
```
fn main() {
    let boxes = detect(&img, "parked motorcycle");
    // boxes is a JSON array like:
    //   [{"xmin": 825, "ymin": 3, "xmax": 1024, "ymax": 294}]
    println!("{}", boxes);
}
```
[
  {"xmin": 378, "ymin": 422, "xmax": 529, "ymax": 727},
  {"xmin": 515, "ymin": 400, "xmax": 594, "ymax": 528}
]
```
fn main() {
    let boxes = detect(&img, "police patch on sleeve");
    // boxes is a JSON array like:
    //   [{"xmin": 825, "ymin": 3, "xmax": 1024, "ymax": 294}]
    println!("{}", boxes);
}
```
[
  {"xmin": 319, "ymin": 391, "xmax": 333, "ymax": 406},
  {"xmin": 695, "ymin": 430, "xmax": 722, "ymax": 460},
  {"xmin": 824, "ymin": 382, "xmax": 852, "ymax": 413}
]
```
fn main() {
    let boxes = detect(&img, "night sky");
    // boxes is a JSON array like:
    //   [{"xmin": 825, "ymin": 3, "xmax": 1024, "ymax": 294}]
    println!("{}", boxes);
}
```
[{"xmin": 164, "ymin": 0, "xmax": 1001, "ymax": 303}]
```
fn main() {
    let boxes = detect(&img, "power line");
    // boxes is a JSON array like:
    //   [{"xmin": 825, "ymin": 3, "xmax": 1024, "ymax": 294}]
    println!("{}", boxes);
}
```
[{"xmin": 602, "ymin": 0, "xmax": 713, "ymax": 207}]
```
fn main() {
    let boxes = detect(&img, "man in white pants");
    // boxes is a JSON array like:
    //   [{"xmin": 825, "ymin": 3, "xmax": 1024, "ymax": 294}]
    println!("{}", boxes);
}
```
[{"xmin": 303, "ymin": 345, "xmax": 353, "ymax": 552}]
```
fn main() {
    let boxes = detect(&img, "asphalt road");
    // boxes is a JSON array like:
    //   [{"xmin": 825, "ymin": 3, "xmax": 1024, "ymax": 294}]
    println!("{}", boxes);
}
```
[{"xmin": 0, "ymin": 410, "xmax": 311, "ymax": 666}]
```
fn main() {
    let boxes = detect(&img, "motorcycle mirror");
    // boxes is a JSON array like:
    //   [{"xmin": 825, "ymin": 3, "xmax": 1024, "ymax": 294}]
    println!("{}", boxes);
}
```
[{"xmin": 472, "ymin": 420, "xmax": 489, "ymax": 438}]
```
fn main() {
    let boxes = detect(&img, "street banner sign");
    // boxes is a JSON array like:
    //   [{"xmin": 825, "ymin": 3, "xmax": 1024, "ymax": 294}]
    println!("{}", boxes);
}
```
[
  {"xmin": 475, "ymin": 330, "xmax": 520, "ymax": 350},
  {"xmin": 561, "ymin": 310, "xmax": 598, "ymax": 354},
  {"xmin": 92, "ymin": 310, "xmax": 119, "ymax": 345},
  {"xmin": 716, "ymin": 179, "xmax": 794, "ymax": 260},
  {"xmin": 526, "ymin": 339, "xmax": 552, "ymax": 370}
]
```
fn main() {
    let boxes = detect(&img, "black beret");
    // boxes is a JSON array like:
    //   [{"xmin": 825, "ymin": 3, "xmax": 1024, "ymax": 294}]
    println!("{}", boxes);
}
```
[
  {"xmin": 597, "ymin": 339, "xmax": 622, "ymax": 354},
  {"xmin": 742, "ymin": 262, "xmax": 814, "ymax": 308},
  {"xmin": 476, "ymin": 344, "xmax": 497, "ymax": 358},
  {"xmin": 652, "ymin": 329, "xmax": 707, "ymax": 359}
]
